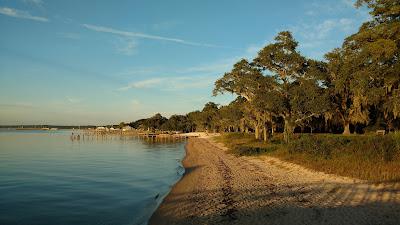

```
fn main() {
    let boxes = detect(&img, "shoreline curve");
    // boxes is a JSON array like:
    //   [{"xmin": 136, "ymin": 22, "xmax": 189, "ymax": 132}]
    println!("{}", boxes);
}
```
[{"xmin": 149, "ymin": 137, "xmax": 400, "ymax": 225}]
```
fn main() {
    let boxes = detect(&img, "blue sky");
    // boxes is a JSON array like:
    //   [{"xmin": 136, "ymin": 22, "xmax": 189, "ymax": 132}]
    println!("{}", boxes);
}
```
[{"xmin": 0, "ymin": 0, "xmax": 369, "ymax": 125}]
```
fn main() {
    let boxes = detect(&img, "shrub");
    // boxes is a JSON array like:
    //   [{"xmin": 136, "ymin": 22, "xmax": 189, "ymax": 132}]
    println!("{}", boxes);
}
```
[
  {"xmin": 233, "ymin": 145, "xmax": 277, "ymax": 156},
  {"xmin": 287, "ymin": 134, "xmax": 399, "ymax": 163},
  {"xmin": 216, "ymin": 132, "xmax": 400, "ymax": 181}
]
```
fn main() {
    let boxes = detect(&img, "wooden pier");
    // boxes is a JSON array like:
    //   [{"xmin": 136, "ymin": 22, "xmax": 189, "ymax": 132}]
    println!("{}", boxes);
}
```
[{"xmin": 70, "ymin": 129, "xmax": 190, "ymax": 143}]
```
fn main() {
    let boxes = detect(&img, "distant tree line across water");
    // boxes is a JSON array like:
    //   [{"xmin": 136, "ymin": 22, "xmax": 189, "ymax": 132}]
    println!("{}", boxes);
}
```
[
  {"xmin": 0, "ymin": 125, "xmax": 97, "ymax": 129},
  {"xmin": 129, "ymin": 0, "xmax": 399, "ymax": 143}
]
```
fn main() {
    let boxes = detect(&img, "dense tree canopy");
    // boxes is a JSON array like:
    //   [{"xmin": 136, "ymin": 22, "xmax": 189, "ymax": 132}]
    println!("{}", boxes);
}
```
[
  {"xmin": 128, "ymin": 1, "xmax": 399, "ymax": 141},
  {"xmin": 254, "ymin": 31, "xmax": 330, "ymax": 142}
]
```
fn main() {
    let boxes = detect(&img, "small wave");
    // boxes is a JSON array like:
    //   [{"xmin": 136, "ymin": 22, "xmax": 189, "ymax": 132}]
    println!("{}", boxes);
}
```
[{"xmin": 176, "ymin": 164, "xmax": 185, "ymax": 176}]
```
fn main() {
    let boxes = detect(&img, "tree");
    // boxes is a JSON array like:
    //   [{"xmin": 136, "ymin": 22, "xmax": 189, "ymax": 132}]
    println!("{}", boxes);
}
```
[
  {"xmin": 347, "ymin": 0, "xmax": 400, "ymax": 131},
  {"xmin": 213, "ymin": 59, "xmax": 268, "ymax": 140},
  {"xmin": 118, "ymin": 122, "xmax": 126, "ymax": 129},
  {"xmin": 218, "ymin": 100, "xmax": 244, "ymax": 132},
  {"xmin": 187, "ymin": 110, "xmax": 204, "ymax": 132},
  {"xmin": 143, "ymin": 113, "xmax": 168, "ymax": 131},
  {"xmin": 250, "ymin": 76, "xmax": 277, "ymax": 141},
  {"xmin": 325, "ymin": 48, "xmax": 370, "ymax": 134},
  {"xmin": 161, "ymin": 115, "xmax": 192, "ymax": 132},
  {"xmin": 214, "ymin": 59, "xmax": 264, "ymax": 101},
  {"xmin": 355, "ymin": 0, "xmax": 400, "ymax": 21},
  {"xmin": 254, "ymin": 31, "xmax": 330, "ymax": 142},
  {"xmin": 201, "ymin": 102, "xmax": 220, "ymax": 132},
  {"xmin": 129, "ymin": 119, "xmax": 147, "ymax": 129}
]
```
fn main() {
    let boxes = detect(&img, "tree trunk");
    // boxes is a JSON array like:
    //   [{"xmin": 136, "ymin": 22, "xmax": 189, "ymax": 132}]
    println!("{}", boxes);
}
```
[
  {"xmin": 271, "ymin": 122, "xmax": 275, "ymax": 137},
  {"xmin": 388, "ymin": 120, "xmax": 393, "ymax": 133},
  {"xmin": 240, "ymin": 119, "xmax": 245, "ymax": 133},
  {"xmin": 263, "ymin": 125, "xmax": 268, "ymax": 142},
  {"xmin": 343, "ymin": 121, "xmax": 351, "ymax": 135},
  {"xmin": 284, "ymin": 118, "xmax": 293, "ymax": 143},
  {"xmin": 255, "ymin": 126, "xmax": 260, "ymax": 140}
]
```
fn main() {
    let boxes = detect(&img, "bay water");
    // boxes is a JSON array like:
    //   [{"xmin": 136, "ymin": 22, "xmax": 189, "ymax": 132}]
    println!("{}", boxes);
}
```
[{"xmin": 0, "ymin": 129, "xmax": 186, "ymax": 225}]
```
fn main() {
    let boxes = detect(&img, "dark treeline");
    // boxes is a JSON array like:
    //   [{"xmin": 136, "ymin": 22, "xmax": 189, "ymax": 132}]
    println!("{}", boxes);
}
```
[
  {"xmin": 129, "ymin": 0, "xmax": 399, "ymax": 143},
  {"xmin": 128, "ymin": 102, "xmax": 221, "ymax": 133},
  {"xmin": 129, "ymin": 113, "xmax": 194, "ymax": 133}
]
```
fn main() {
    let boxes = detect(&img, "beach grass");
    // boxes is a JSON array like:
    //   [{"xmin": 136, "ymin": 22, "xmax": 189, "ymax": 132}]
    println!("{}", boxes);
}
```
[{"xmin": 215, "ymin": 132, "xmax": 400, "ymax": 182}]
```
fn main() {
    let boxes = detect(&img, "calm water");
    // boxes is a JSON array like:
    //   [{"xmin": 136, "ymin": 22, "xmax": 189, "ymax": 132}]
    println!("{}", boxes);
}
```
[{"xmin": 0, "ymin": 129, "xmax": 186, "ymax": 225}]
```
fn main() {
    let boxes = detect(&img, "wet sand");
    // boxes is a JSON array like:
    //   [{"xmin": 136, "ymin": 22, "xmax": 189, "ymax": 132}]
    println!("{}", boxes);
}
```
[{"xmin": 149, "ymin": 137, "xmax": 400, "ymax": 225}]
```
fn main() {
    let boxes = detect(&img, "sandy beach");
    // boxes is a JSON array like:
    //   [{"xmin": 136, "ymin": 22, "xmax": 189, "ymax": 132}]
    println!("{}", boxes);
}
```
[{"xmin": 149, "ymin": 137, "xmax": 400, "ymax": 225}]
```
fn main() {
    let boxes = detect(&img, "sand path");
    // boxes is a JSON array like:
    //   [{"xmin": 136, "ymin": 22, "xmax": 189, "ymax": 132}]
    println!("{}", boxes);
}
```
[{"xmin": 149, "ymin": 137, "xmax": 400, "ymax": 225}]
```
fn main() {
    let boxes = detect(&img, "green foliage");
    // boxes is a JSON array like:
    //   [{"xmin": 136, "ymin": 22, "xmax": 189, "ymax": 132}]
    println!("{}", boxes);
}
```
[
  {"xmin": 218, "ymin": 99, "xmax": 244, "ymax": 132},
  {"xmin": 130, "ymin": 0, "xmax": 400, "ymax": 140},
  {"xmin": 344, "ymin": 0, "xmax": 400, "ymax": 128},
  {"xmin": 118, "ymin": 122, "xmax": 126, "ymax": 129},
  {"xmin": 129, "ymin": 118, "xmax": 147, "ymax": 129},
  {"xmin": 160, "ymin": 115, "xmax": 193, "ymax": 132},
  {"xmin": 356, "ymin": 0, "xmax": 400, "ymax": 21},
  {"xmin": 325, "ymin": 47, "xmax": 370, "ymax": 133},
  {"xmin": 129, "ymin": 102, "xmax": 225, "ymax": 133},
  {"xmin": 283, "ymin": 134, "xmax": 400, "ymax": 181},
  {"xmin": 215, "ymin": 133, "xmax": 279, "ymax": 156},
  {"xmin": 211, "ymin": 1, "xmax": 400, "ymax": 137},
  {"xmin": 216, "ymin": 133, "xmax": 400, "ymax": 182},
  {"xmin": 233, "ymin": 145, "xmax": 278, "ymax": 156},
  {"xmin": 288, "ymin": 134, "xmax": 399, "ymax": 163},
  {"xmin": 200, "ymin": 102, "xmax": 220, "ymax": 132},
  {"xmin": 187, "ymin": 110, "xmax": 204, "ymax": 131},
  {"xmin": 253, "ymin": 31, "xmax": 330, "ymax": 142},
  {"xmin": 143, "ymin": 113, "xmax": 168, "ymax": 130},
  {"xmin": 213, "ymin": 59, "xmax": 263, "ymax": 101}
]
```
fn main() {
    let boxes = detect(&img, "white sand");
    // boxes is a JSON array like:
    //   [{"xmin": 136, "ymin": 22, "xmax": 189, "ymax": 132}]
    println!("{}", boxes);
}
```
[{"xmin": 149, "ymin": 137, "xmax": 400, "ymax": 225}]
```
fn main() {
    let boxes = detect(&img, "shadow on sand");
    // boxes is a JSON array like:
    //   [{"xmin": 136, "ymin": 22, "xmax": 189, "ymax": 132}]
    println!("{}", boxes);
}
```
[{"xmin": 150, "ymin": 165, "xmax": 400, "ymax": 225}]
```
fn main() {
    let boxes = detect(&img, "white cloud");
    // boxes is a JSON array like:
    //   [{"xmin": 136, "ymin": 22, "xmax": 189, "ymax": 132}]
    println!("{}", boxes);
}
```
[
  {"xmin": 81, "ymin": 23, "xmax": 226, "ymax": 48},
  {"xmin": 23, "ymin": 0, "xmax": 44, "ymax": 6},
  {"xmin": 66, "ymin": 96, "xmax": 83, "ymax": 104},
  {"xmin": 116, "ymin": 39, "xmax": 137, "ymax": 56},
  {"xmin": 289, "ymin": 18, "xmax": 355, "ymax": 47},
  {"xmin": 132, "ymin": 99, "xmax": 140, "ymax": 106},
  {"xmin": 163, "ymin": 76, "xmax": 215, "ymax": 91},
  {"xmin": 342, "ymin": 0, "xmax": 355, "ymax": 7},
  {"xmin": 304, "ymin": 0, "xmax": 370, "ymax": 21},
  {"xmin": 0, "ymin": 7, "xmax": 48, "ymax": 22},
  {"xmin": 305, "ymin": 10, "xmax": 316, "ymax": 16},
  {"xmin": 244, "ymin": 35, "xmax": 276, "ymax": 58},
  {"xmin": 115, "ymin": 57, "xmax": 237, "ymax": 80},
  {"xmin": 338, "ymin": 18, "xmax": 355, "ymax": 31},
  {"xmin": 120, "ymin": 78, "xmax": 164, "ymax": 90},
  {"xmin": 179, "ymin": 63, "xmax": 232, "ymax": 74},
  {"xmin": 305, "ymin": 0, "xmax": 355, "ymax": 17},
  {"xmin": 245, "ymin": 42, "xmax": 269, "ymax": 58},
  {"xmin": 119, "ymin": 75, "xmax": 215, "ymax": 92},
  {"xmin": 246, "ymin": 45, "xmax": 261, "ymax": 56}
]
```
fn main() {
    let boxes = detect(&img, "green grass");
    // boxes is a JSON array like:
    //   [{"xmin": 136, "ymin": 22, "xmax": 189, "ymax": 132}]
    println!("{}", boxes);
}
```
[
  {"xmin": 214, "ymin": 133, "xmax": 282, "ymax": 156},
  {"xmin": 214, "ymin": 132, "xmax": 400, "ymax": 182}
]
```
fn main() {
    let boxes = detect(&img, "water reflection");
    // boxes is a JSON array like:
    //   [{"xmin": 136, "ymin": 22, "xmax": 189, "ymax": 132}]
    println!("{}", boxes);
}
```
[{"xmin": 0, "ymin": 129, "xmax": 185, "ymax": 225}]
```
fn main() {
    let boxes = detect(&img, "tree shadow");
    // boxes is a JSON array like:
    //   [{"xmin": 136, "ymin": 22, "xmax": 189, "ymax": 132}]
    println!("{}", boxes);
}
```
[{"xmin": 150, "ymin": 179, "xmax": 400, "ymax": 225}]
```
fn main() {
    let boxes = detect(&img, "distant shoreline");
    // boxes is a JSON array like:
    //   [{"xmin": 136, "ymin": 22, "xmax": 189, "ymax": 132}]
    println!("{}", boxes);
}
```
[{"xmin": 0, "ymin": 125, "xmax": 97, "ymax": 129}]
